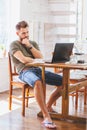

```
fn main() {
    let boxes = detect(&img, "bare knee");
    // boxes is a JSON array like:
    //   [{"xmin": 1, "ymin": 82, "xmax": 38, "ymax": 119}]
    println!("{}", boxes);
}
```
[
  {"xmin": 34, "ymin": 80, "xmax": 42, "ymax": 88},
  {"xmin": 34, "ymin": 80, "xmax": 44, "ymax": 95}
]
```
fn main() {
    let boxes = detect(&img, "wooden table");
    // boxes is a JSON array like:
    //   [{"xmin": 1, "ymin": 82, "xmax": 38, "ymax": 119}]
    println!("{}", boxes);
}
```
[{"xmin": 26, "ymin": 62, "xmax": 87, "ymax": 123}]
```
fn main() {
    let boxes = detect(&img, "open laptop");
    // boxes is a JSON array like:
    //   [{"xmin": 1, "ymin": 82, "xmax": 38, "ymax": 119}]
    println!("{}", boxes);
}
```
[{"xmin": 45, "ymin": 43, "xmax": 74, "ymax": 63}]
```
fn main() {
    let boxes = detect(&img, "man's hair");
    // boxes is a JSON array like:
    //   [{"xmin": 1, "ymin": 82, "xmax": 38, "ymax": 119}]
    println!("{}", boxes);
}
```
[{"xmin": 16, "ymin": 21, "xmax": 29, "ymax": 30}]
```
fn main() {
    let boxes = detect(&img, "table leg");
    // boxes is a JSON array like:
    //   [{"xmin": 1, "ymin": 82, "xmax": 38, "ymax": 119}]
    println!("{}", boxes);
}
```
[
  {"xmin": 62, "ymin": 68, "xmax": 69, "ymax": 117},
  {"xmin": 41, "ymin": 66, "xmax": 46, "ymax": 102}
]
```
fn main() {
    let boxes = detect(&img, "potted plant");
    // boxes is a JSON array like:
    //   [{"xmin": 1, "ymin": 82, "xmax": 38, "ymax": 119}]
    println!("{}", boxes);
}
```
[{"xmin": 0, "ymin": 44, "xmax": 6, "ymax": 58}]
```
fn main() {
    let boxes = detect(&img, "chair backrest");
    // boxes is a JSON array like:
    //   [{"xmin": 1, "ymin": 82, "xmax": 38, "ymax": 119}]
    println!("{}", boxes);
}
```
[{"xmin": 8, "ymin": 52, "xmax": 18, "ymax": 82}]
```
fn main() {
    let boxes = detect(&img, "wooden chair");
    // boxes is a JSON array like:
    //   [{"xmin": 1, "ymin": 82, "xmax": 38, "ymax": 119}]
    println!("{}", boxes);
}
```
[
  {"xmin": 69, "ymin": 77, "xmax": 87, "ymax": 108},
  {"xmin": 8, "ymin": 53, "xmax": 34, "ymax": 116},
  {"xmin": 54, "ymin": 68, "xmax": 87, "ymax": 108}
]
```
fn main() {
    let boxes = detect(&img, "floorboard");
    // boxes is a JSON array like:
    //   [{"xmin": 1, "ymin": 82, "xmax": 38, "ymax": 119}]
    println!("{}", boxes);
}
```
[{"xmin": 0, "ymin": 85, "xmax": 87, "ymax": 130}]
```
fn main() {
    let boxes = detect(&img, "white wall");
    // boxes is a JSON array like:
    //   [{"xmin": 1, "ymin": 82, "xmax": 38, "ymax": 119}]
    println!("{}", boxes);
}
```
[
  {"xmin": 0, "ymin": 58, "xmax": 9, "ymax": 92},
  {"xmin": 8, "ymin": 0, "xmax": 20, "ymax": 44},
  {"xmin": 82, "ymin": 0, "xmax": 87, "ymax": 42},
  {"xmin": 20, "ymin": 0, "xmax": 50, "ymax": 22}
]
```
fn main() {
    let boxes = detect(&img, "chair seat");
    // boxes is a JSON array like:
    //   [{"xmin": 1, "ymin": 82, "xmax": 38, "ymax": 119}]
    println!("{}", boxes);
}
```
[
  {"xmin": 11, "ymin": 81, "xmax": 27, "ymax": 87},
  {"xmin": 13, "ymin": 76, "xmax": 25, "ymax": 83}
]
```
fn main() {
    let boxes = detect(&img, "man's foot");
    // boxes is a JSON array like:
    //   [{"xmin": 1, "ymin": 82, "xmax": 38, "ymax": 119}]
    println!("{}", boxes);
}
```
[{"xmin": 42, "ymin": 120, "xmax": 57, "ymax": 129}]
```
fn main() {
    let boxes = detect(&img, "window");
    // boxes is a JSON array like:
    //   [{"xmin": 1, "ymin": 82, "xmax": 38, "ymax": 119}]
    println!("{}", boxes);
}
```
[
  {"xmin": 0, "ymin": 0, "xmax": 20, "ymax": 57},
  {"xmin": 0, "ymin": 0, "xmax": 9, "ymax": 57}
]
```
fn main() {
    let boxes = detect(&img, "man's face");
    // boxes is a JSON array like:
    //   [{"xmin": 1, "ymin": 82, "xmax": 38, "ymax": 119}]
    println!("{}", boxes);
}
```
[{"xmin": 17, "ymin": 27, "xmax": 29, "ymax": 41}]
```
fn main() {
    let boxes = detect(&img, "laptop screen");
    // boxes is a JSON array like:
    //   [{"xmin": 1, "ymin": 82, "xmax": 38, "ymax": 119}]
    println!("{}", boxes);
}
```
[{"xmin": 52, "ymin": 43, "xmax": 74, "ymax": 63}]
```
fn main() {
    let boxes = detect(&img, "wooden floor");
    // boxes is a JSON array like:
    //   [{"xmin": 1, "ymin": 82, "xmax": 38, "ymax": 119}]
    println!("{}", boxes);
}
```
[{"xmin": 0, "ymin": 85, "xmax": 87, "ymax": 130}]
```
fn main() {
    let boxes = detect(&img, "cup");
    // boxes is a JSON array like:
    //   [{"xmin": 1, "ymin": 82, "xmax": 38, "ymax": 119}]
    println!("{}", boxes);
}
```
[{"xmin": 74, "ymin": 53, "xmax": 84, "ymax": 63}]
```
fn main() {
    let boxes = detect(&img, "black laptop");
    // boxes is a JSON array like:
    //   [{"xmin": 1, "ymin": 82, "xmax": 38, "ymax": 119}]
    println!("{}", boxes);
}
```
[{"xmin": 45, "ymin": 43, "xmax": 74, "ymax": 63}]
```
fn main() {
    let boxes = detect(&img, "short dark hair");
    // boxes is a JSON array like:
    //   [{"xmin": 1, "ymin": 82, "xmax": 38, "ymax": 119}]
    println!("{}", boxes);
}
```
[{"xmin": 16, "ymin": 21, "xmax": 29, "ymax": 30}]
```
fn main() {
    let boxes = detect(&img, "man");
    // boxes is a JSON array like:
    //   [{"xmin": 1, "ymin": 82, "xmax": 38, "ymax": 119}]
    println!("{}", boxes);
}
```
[{"xmin": 9, "ymin": 20, "xmax": 63, "ymax": 129}]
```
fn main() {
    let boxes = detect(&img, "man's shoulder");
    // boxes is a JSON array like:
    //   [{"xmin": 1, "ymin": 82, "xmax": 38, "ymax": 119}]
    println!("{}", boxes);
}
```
[
  {"xmin": 29, "ymin": 40, "xmax": 37, "ymax": 45},
  {"xmin": 10, "ymin": 40, "xmax": 20, "ymax": 47},
  {"xmin": 11, "ymin": 40, "xmax": 19, "ymax": 45}
]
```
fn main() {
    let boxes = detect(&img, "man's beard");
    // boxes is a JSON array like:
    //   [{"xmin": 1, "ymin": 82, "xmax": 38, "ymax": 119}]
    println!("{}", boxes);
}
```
[{"xmin": 20, "ymin": 36, "xmax": 29, "ymax": 41}]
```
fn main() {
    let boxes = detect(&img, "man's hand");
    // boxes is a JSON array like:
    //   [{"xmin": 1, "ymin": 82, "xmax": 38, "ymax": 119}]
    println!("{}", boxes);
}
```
[
  {"xmin": 21, "ymin": 38, "xmax": 43, "ymax": 59},
  {"xmin": 22, "ymin": 38, "xmax": 31, "ymax": 47}
]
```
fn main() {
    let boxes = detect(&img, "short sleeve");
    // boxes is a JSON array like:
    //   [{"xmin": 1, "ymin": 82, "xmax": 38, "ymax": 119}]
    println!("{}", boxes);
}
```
[{"xmin": 9, "ymin": 41, "xmax": 20, "ymax": 55}]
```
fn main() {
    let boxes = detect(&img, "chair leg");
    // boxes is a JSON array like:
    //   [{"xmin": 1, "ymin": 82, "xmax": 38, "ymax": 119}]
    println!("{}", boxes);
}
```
[
  {"xmin": 25, "ymin": 88, "xmax": 29, "ymax": 107},
  {"xmin": 75, "ymin": 87, "xmax": 78, "ymax": 109},
  {"xmin": 9, "ymin": 85, "xmax": 12, "ymax": 110},
  {"xmin": 22, "ymin": 86, "xmax": 25, "ymax": 116},
  {"xmin": 84, "ymin": 86, "xmax": 87, "ymax": 104}
]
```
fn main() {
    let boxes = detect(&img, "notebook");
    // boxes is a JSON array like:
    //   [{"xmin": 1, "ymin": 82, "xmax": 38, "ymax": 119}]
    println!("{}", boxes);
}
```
[{"xmin": 45, "ymin": 43, "xmax": 74, "ymax": 63}]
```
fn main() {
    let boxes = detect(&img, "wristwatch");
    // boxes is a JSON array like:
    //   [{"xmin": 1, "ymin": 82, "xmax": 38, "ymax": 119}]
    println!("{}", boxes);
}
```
[{"xmin": 28, "ymin": 45, "xmax": 33, "ymax": 50}]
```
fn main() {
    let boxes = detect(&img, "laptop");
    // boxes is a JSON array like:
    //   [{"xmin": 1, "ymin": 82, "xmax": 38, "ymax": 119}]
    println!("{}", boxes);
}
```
[{"xmin": 45, "ymin": 43, "xmax": 74, "ymax": 63}]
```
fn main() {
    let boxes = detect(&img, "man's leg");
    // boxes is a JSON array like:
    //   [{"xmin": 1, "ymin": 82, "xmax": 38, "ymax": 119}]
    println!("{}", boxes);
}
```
[
  {"xmin": 34, "ymin": 80, "xmax": 56, "ymax": 128},
  {"xmin": 19, "ymin": 69, "xmax": 57, "ymax": 128},
  {"xmin": 46, "ymin": 86, "xmax": 62, "ymax": 112},
  {"xmin": 45, "ymin": 71, "xmax": 63, "ymax": 112},
  {"xmin": 34, "ymin": 80, "xmax": 51, "ymax": 120}
]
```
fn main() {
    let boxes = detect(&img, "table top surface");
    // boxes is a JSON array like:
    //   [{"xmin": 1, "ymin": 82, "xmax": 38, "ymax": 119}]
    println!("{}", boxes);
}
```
[{"xmin": 26, "ymin": 62, "xmax": 87, "ymax": 70}]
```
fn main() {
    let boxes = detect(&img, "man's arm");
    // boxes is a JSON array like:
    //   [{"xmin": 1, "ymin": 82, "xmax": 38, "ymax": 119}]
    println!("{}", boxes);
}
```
[
  {"xmin": 28, "ymin": 46, "xmax": 43, "ymax": 58},
  {"xmin": 14, "ymin": 50, "xmax": 34, "ymax": 64},
  {"xmin": 22, "ymin": 38, "xmax": 43, "ymax": 58}
]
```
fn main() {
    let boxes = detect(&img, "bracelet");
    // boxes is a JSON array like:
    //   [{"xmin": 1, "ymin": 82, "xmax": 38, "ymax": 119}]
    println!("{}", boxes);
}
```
[{"xmin": 28, "ymin": 46, "xmax": 33, "ymax": 50}]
